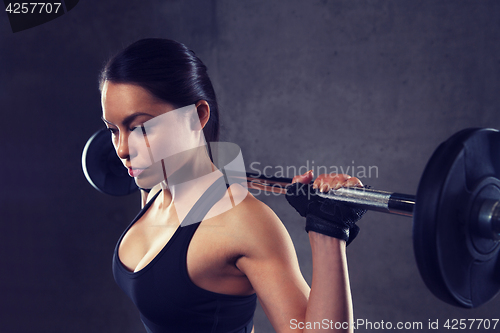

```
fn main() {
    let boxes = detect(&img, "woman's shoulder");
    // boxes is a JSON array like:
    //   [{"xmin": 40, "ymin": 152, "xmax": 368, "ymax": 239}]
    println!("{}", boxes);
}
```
[
  {"xmin": 221, "ymin": 184, "xmax": 282, "ymax": 227},
  {"xmin": 206, "ymin": 184, "xmax": 295, "ymax": 256}
]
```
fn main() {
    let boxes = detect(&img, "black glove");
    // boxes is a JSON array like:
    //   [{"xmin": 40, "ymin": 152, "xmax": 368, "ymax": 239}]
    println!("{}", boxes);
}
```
[{"xmin": 286, "ymin": 182, "xmax": 366, "ymax": 245}]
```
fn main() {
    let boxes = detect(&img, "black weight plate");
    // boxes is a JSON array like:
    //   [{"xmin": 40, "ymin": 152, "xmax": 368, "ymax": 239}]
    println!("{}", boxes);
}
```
[
  {"xmin": 82, "ymin": 129, "xmax": 139, "ymax": 196},
  {"xmin": 414, "ymin": 128, "xmax": 500, "ymax": 308}
]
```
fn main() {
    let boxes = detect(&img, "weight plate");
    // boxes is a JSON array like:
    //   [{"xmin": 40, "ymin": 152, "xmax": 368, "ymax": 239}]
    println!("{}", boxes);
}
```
[
  {"xmin": 414, "ymin": 128, "xmax": 500, "ymax": 308},
  {"xmin": 82, "ymin": 129, "xmax": 139, "ymax": 196}
]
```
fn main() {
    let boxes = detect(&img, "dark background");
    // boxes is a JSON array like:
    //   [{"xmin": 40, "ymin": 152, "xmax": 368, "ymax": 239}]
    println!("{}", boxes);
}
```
[{"xmin": 1, "ymin": 1, "xmax": 500, "ymax": 332}]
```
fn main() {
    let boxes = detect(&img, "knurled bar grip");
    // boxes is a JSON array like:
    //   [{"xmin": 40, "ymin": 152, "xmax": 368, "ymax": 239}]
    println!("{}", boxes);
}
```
[{"xmin": 243, "ymin": 172, "xmax": 415, "ymax": 217}]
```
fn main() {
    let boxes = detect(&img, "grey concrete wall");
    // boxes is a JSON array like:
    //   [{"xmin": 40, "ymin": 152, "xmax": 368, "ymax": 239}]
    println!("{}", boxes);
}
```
[{"xmin": 1, "ymin": 1, "xmax": 499, "ymax": 332}]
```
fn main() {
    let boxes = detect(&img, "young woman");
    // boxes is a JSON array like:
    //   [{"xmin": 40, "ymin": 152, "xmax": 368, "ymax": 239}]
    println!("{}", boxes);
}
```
[{"xmin": 100, "ymin": 38, "xmax": 364, "ymax": 333}]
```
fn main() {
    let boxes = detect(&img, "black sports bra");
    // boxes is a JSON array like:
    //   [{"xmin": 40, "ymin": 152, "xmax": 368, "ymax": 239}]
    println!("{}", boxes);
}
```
[{"xmin": 112, "ymin": 178, "xmax": 257, "ymax": 333}]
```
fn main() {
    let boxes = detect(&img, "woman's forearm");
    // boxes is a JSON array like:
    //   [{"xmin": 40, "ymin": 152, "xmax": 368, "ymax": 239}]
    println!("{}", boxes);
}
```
[{"xmin": 305, "ymin": 232, "xmax": 353, "ymax": 333}]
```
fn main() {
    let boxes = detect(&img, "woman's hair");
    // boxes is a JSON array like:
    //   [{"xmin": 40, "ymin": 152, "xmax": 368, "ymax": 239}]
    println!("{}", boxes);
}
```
[{"xmin": 99, "ymin": 38, "xmax": 219, "ymax": 142}]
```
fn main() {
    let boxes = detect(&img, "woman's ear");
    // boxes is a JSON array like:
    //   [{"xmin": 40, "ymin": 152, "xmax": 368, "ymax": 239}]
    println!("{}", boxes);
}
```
[{"xmin": 195, "ymin": 100, "xmax": 210, "ymax": 129}]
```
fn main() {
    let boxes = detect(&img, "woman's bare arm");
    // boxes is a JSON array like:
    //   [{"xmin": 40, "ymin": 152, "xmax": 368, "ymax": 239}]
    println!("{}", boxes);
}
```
[{"xmin": 234, "ymin": 171, "xmax": 359, "ymax": 332}]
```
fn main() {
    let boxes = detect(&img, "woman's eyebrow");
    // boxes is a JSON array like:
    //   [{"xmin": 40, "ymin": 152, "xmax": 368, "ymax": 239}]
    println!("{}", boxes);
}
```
[
  {"xmin": 101, "ymin": 116, "xmax": 114, "ymax": 126},
  {"xmin": 101, "ymin": 112, "xmax": 154, "ymax": 127}
]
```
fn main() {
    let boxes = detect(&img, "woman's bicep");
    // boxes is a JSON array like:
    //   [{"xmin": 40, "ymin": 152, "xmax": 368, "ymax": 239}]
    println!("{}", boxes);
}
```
[
  {"xmin": 235, "ymin": 206, "xmax": 310, "ymax": 332},
  {"xmin": 241, "ymin": 256, "xmax": 310, "ymax": 332}
]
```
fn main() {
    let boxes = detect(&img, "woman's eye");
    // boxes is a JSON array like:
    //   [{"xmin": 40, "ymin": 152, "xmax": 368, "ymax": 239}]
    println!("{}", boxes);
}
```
[
  {"xmin": 130, "ymin": 125, "xmax": 146, "ymax": 134},
  {"xmin": 107, "ymin": 127, "xmax": 118, "ymax": 135}
]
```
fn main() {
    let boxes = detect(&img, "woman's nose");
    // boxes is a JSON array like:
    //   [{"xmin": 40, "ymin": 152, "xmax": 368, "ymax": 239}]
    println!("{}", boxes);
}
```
[{"xmin": 115, "ymin": 132, "xmax": 130, "ymax": 160}]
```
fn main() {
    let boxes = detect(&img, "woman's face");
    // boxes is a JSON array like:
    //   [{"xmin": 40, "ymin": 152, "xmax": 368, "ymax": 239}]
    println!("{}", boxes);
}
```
[{"xmin": 101, "ymin": 82, "xmax": 205, "ymax": 188}]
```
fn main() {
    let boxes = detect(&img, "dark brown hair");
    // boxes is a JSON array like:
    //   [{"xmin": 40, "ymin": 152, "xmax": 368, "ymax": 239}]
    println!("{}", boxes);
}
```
[{"xmin": 100, "ymin": 38, "xmax": 219, "ymax": 142}]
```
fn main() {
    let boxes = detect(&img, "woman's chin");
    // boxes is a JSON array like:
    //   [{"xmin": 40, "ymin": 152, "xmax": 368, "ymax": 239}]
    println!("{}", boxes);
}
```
[
  {"xmin": 134, "ymin": 168, "xmax": 165, "ymax": 189},
  {"xmin": 135, "ymin": 178, "xmax": 163, "ymax": 190}
]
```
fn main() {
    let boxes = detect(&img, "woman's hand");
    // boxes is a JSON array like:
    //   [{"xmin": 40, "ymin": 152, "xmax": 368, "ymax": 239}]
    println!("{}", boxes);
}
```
[
  {"xmin": 286, "ymin": 170, "xmax": 366, "ymax": 246},
  {"xmin": 291, "ymin": 170, "xmax": 363, "ymax": 191}
]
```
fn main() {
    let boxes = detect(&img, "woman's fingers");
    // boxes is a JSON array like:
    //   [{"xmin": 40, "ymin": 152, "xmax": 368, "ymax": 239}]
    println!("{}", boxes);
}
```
[
  {"xmin": 345, "ymin": 176, "xmax": 364, "ymax": 188},
  {"xmin": 312, "ymin": 173, "xmax": 363, "ymax": 192},
  {"xmin": 291, "ymin": 170, "xmax": 314, "ymax": 184},
  {"xmin": 291, "ymin": 171, "xmax": 363, "ymax": 191}
]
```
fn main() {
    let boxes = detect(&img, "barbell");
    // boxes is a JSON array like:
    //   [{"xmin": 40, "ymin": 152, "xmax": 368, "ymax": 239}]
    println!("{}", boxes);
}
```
[{"xmin": 81, "ymin": 127, "xmax": 500, "ymax": 309}]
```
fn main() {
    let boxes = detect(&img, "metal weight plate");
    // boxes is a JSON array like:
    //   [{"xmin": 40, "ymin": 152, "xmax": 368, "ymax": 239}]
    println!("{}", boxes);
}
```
[
  {"xmin": 81, "ymin": 129, "xmax": 139, "ymax": 196},
  {"xmin": 414, "ymin": 128, "xmax": 500, "ymax": 308}
]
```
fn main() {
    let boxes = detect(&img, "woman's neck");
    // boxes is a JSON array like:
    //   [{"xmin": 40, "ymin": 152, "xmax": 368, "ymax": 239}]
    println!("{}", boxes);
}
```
[{"xmin": 152, "ymin": 145, "xmax": 222, "ymax": 223}]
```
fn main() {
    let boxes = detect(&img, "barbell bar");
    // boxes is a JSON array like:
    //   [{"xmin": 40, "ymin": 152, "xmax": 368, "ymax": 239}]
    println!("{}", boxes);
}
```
[
  {"xmin": 244, "ymin": 173, "xmax": 416, "ymax": 217},
  {"xmin": 81, "ymin": 127, "xmax": 500, "ymax": 309}
]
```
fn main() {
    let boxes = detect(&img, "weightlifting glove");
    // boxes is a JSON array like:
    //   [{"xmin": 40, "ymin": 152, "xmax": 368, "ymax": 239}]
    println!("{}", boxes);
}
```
[{"xmin": 286, "ymin": 182, "xmax": 366, "ymax": 245}]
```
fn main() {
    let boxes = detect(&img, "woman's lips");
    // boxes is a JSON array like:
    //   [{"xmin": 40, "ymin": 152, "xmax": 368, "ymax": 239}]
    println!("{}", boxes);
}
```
[{"xmin": 128, "ymin": 167, "xmax": 145, "ymax": 177}]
